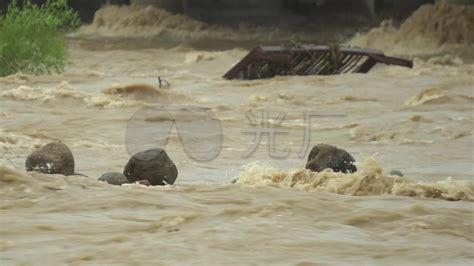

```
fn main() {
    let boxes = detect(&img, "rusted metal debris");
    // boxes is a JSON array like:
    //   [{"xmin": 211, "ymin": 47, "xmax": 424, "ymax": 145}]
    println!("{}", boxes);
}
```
[{"xmin": 223, "ymin": 44, "xmax": 413, "ymax": 80}]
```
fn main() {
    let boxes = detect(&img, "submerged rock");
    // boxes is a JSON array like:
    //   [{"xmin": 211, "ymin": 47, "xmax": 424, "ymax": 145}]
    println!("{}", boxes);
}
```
[
  {"xmin": 390, "ymin": 170, "xmax": 404, "ymax": 177},
  {"xmin": 98, "ymin": 172, "xmax": 129, "ymax": 185},
  {"xmin": 123, "ymin": 148, "xmax": 178, "ymax": 186},
  {"xmin": 305, "ymin": 144, "xmax": 357, "ymax": 173},
  {"xmin": 25, "ymin": 142, "xmax": 75, "ymax": 175}
]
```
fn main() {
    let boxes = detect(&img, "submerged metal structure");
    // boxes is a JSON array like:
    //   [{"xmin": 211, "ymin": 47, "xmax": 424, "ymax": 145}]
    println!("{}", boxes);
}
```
[{"xmin": 223, "ymin": 45, "xmax": 413, "ymax": 80}]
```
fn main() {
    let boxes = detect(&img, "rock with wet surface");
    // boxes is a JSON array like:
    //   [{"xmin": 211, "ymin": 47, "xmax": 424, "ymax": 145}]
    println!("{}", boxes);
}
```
[
  {"xmin": 25, "ymin": 142, "xmax": 75, "ymax": 175},
  {"xmin": 123, "ymin": 148, "xmax": 178, "ymax": 186},
  {"xmin": 305, "ymin": 144, "xmax": 357, "ymax": 173},
  {"xmin": 98, "ymin": 172, "xmax": 129, "ymax": 185}
]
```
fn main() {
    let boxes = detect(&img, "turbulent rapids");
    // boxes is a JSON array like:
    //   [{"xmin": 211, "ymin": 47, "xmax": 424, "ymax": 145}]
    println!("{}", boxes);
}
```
[
  {"xmin": 1, "ymin": 2, "xmax": 473, "ymax": 265},
  {"xmin": 235, "ymin": 159, "xmax": 474, "ymax": 201}
]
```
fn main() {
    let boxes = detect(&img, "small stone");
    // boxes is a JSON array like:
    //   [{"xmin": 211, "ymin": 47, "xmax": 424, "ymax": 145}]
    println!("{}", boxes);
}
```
[
  {"xmin": 25, "ymin": 141, "xmax": 75, "ymax": 175},
  {"xmin": 98, "ymin": 172, "xmax": 129, "ymax": 185},
  {"xmin": 305, "ymin": 144, "xmax": 357, "ymax": 173},
  {"xmin": 123, "ymin": 148, "xmax": 178, "ymax": 186},
  {"xmin": 390, "ymin": 170, "xmax": 404, "ymax": 177}
]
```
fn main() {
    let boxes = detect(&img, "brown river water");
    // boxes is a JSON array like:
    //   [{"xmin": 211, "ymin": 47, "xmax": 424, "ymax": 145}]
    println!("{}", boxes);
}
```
[{"xmin": 1, "ymin": 3, "xmax": 473, "ymax": 265}]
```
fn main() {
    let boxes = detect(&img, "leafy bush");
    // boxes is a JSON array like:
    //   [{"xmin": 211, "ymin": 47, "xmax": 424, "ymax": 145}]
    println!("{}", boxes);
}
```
[{"xmin": 0, "ymin": 0, "xmax": 80, "ymax": 76}]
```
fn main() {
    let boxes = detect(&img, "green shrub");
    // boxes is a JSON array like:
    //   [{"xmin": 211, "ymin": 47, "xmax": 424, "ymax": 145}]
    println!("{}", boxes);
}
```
[{"xmin": 0, "ymin": 0, "xmax": 80, "ymax": 77}]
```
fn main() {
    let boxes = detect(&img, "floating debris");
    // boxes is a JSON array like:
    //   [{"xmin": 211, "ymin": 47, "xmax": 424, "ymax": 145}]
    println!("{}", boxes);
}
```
[{"xmin": 223, "ymin": 44, "xmax": 413, "ymax": 80}]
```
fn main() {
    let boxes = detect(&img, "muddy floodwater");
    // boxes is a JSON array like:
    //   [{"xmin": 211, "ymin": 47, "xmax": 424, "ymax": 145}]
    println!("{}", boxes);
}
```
[{"xmin": 1, "ymin": 3, "xmax": 474, "ymax": 265}]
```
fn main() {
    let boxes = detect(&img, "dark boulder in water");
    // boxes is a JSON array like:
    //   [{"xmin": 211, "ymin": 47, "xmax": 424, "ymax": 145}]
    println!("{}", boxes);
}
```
[
  {"xmin": 123, "ymin": 148, "xmax": 178, "ymax": 186},
  {"xmin": 305, "ymin": 144, "xmax": 357, "ymax": 173},
  {"xmin": 98, "ymin": 172, "xmax": 129, "ymax": 185},
  {"xmin": 25, "ymin": 142, "xmax": 75, "ymax": 176}
]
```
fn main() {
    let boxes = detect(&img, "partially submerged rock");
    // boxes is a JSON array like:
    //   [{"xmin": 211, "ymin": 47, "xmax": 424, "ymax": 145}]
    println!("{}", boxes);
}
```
[
  {"xmin": 98, "ymin": 172, "xmax": 129, "ymax": 185},
  {"xmin": 390, "ymin": 170, "xmax": 404, "ymax": 177},
  {"xmin": 25, "ymin": 142, "xmax": 75, "ymax": 175},
  {"xmin": 305, "ymin": 144, "xmax": 357, "ymax": 173},
  {"xmin": 123, "ymin": 148, "xmax": 178, "ymax": 186}
]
